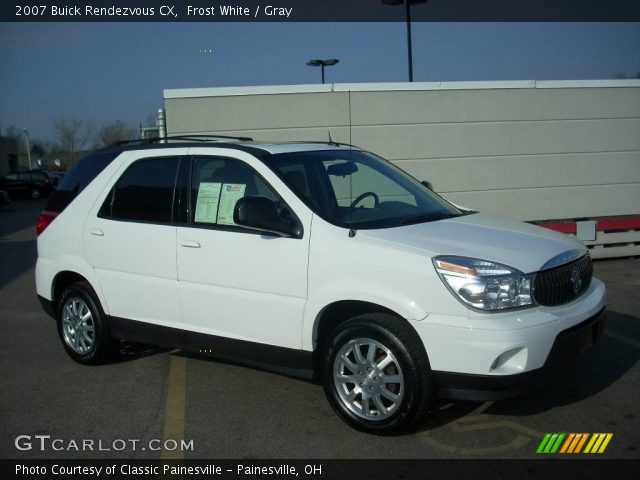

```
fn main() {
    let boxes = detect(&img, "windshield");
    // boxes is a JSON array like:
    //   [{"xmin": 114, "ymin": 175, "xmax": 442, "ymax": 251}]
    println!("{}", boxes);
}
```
[{"xmin": 264, "ymin": 149, "xmax": 464, "ymax": 229}]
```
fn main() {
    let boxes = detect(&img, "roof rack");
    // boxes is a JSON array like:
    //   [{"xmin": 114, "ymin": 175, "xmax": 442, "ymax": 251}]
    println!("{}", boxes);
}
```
[{"xmin": 113, "ymin": 134, "xmax": 253, "ymax": 147}]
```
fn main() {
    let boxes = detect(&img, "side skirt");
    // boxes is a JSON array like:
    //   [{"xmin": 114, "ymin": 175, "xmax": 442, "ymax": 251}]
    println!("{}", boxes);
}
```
[{"xmin": 108, "ymin": 316, "xmax": 315, "ymax": 380}]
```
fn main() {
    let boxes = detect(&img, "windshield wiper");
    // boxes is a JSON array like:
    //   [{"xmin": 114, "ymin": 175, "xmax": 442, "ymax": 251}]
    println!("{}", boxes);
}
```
[{"xmin": 399, "ymin": 212, "xmax": 459, "ymax": 226}]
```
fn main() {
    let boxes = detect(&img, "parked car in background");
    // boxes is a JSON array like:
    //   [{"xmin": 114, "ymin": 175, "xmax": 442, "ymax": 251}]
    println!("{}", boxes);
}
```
[
  {"xmin": 0, "ymin": 189, "xmax": 10, "ymax": 206},
  {"xmin": 0, "ymin": 169, "xmax": 54, "ymax": 199},
  {"xmin": 51, "ymin": 172, "xmax": 66, "ymax": 187}
]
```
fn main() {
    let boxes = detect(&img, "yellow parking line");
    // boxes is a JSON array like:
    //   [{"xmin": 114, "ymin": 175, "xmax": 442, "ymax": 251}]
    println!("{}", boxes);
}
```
[{"xmin": 160, "ymin": 355, "xmax": 186, "ymax": 460}]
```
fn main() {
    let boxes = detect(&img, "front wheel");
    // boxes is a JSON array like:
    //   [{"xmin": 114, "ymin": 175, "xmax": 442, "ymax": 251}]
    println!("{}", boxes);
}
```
[
  {"xmin": 56, "ymin": 282, "xmax": 116, "ymax": 364},
  {"xmin": 322, "ymin": 313, "xmax": 433, "ymax": 434},
  {"xmin": 30, "ymin": 187, "xmax": 42, "ymax": 199}
]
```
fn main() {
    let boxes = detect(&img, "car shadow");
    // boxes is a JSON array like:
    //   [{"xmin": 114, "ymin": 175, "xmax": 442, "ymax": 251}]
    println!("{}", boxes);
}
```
[
  {"xmin": 405, "ymin": 310, "xmax": 639, "ymax": 432},
  {"xmin": 107, "ymin": 340, "xmax": 173, "ymax": 364},
  {"xmin": 481, "ymin": 310, "xmax": 639, "ymax": 417},
  {"xmin": 172, "ymin": 349, "xmax": 317, "ymax": 383},
  {"xmin": 103, "ymin": 311, "xmax": 638, "ymax": 430}
]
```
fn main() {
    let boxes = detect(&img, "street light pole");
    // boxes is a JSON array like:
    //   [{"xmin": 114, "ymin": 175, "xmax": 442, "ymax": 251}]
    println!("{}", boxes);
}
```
[
  {"xmin": 23, "ymin": 128, "xmax": 32, "ymax": 170},
  {"xmin": 383, "ymin": 0, "xmax": 427, "ymax": 82},
  {"xmin": 405, "ymin": 0, "xmax": 414, "ymax": 82},
  {"xmin": 306, "ymin": 58, "xmax": 340, "ymax": 84}
]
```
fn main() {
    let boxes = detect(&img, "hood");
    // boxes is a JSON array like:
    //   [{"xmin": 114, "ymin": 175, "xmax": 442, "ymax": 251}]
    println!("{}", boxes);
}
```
[{"xmin": 360, "ymin": 213, "xmax": 586, "ymax": 274}]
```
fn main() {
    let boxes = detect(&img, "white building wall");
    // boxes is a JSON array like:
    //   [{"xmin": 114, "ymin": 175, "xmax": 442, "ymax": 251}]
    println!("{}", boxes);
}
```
[{"xmin": 165, "ymin": 80, "xmax": 640, "ymax": 256}]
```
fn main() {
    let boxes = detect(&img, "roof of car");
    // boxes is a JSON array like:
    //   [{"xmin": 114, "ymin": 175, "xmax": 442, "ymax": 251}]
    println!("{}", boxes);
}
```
[{"xmin": 110, "ymin": 136, "xmax": 360, "ymax": 157}]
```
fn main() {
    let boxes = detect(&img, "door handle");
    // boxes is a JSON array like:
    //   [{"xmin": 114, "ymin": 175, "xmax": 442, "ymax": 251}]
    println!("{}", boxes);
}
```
[
  {"xmin": 89, "ymin": 228, "xmax": 104, "ymax": 237},
  {"xmin": 180, "ymin": 240, "xmax": 201, "ymax": 248}
]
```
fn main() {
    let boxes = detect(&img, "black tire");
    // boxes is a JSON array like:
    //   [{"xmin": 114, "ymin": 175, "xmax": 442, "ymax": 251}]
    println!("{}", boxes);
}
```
[
  {"xmin": 322, "ymin": 313, "xmax": 433, "ymax": 434},
  {"xmin": 30, "ymin": 187, "xmax": 41, "ymax": 199},
  {"xmin": 56, "ymin": 281, "xmax": 116, "ymax": 364}
]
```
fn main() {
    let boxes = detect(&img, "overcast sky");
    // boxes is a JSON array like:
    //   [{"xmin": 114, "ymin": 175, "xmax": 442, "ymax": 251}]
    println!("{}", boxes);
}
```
[{"xmin": 0, "ymin": 22, "xmax": 639, "ymax": 142}]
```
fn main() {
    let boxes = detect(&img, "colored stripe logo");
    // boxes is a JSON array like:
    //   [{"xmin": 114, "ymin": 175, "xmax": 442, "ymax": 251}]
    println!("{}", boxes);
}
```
[{"xmin": 537, "ymin": 433, "xmax": 613, "ymax": 454}]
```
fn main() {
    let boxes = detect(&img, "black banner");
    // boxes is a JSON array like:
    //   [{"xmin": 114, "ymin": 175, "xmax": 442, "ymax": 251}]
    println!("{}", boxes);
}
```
[
  {"xmin": 2, "ymin": 0, "xmax": 640, "ymax": 22},
  {"xmin": 3, "ymin": 459, "xmax": 640, "ymax": 480}
]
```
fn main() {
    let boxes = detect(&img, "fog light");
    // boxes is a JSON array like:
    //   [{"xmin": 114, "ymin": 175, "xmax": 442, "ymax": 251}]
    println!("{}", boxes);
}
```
[{"xmin": 490, "ymin": 347, "xmax": 527, "ymax": 373}]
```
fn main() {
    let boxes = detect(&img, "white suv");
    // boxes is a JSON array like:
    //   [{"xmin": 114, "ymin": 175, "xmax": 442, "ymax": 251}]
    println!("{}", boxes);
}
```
[{"xmin": 36, "ymin": 137, "xmax": 606, "ymax": 434}]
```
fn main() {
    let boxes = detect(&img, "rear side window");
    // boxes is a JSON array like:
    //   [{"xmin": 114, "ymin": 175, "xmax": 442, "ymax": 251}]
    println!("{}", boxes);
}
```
[
  {"xmin": 99, "ymin": 157, "xmax": 179, "ymax": 224},
  {"xmin": 44, "ymin": 150, "xmax": 121, "ymax": 213}
]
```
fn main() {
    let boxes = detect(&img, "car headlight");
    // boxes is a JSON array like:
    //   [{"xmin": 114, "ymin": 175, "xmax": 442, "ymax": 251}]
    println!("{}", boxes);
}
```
[{"xmin": 433, "ymin": 256, "xmax": 534, "ymax": 311}]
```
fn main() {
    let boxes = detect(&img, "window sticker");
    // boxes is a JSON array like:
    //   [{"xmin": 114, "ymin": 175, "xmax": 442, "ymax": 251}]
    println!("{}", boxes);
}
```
[
  {"xmin": 194, "ymin": 182, "xmax": 222, "ymax": 223},
  {"xmin": 217, "ymin": 183, "xmax": 246, "ymax": 226}
]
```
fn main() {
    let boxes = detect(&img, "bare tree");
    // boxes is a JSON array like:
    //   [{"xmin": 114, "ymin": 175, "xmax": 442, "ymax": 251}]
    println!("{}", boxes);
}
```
[
  {"xmin": 613, "ymin": 71, "xmax": 640, "ymax": 79},
  {"xmin": 95, "ymin": 120, "xmax": 136, "ymax": 147},
  {"xmin": 145, "ymin": 112, "xmax": 157, "ymax": 128},
  {"xmin": 53, "ymin": 117, "xmax": 93, "ymax": 167},
  {"xmin": 2, "ymin": 125, "xmax": 20, "ymax": 140}
]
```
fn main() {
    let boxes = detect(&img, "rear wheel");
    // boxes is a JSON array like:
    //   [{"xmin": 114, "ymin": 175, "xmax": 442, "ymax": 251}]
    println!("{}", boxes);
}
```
[
  {"xmin": 56, "ymin": 282, "xmax": 116, "ymax": 364},
  {"xmin": 30, "ymin": 187, "xmax": 42, "ymax": 199},
  {"xmin": 322, "ymin": 313, "xmax": 433, "ymax": 434}
]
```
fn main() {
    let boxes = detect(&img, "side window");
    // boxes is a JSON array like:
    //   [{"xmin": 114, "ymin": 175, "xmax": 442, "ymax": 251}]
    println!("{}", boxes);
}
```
[
  {"xmin": 45, "ymin": 149, "xmax": 120, "ymax": 214},
  {"xmin": 99, "ymin": 157, "xmax": 179, "ymax": 224},
  {"xmin": 5, "ymin": 173, "xmax": 18, "ymax": 181},
  {"xmin": 191, "ymin": 156, "xmax": 278, "ymax": 226}
]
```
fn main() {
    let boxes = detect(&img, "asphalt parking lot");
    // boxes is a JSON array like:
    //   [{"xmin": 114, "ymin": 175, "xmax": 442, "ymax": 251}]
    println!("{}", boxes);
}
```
[{"xmin": 1, "ymin": 198, "xmax": 638, "ymax": 460}]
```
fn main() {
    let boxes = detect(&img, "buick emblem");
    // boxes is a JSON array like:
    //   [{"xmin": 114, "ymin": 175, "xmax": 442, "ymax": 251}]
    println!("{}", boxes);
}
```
[{"xmin": 570, "ymin": 268, "xmax": 582, "ymax": 294}]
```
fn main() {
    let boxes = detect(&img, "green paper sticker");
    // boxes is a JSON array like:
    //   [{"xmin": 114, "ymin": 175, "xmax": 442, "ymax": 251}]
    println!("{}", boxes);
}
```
[
  {"xmin": 217, "ymin": 183, "xmax": 246, "ymax": 226},
  {"xmin": 194, "ymin": 182, "xmax": 222, "ymax": 223}
]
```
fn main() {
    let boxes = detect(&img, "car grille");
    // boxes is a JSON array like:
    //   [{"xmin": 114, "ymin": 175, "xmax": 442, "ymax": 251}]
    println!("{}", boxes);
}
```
[{"xmin": 534, "ymin": 254, "xmax": 593, "ymax": 307}]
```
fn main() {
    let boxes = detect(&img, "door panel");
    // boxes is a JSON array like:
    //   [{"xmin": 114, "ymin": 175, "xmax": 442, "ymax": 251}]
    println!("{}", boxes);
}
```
[
  {"xmin": 177, "ymin": 228, "xmax": 308, "ymax": 348},
  {"xmin": 176, "ymin": 155, "xmax": 309, "ymax": 349},
  {"xmin": 86, "ymin": 221, "xmax": 179, "ymax": 325},
  {"xmin": 84, "ymin": 154, "xmax": 183, "ymax": 328}
]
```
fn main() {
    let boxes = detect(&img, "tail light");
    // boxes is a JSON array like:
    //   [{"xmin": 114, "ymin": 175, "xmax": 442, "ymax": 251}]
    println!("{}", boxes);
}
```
[{"xmin": 36, "ymin": 211, "xmax": 59, "ymax": 236}]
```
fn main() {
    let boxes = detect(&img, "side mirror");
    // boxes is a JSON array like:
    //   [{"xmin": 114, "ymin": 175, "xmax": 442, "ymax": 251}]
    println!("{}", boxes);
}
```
[
  {"xmin": 421, "ymin": 180, "xmax": 434, "ymax": 191},
  {"xmin": 233, "ymin": 196, "xmax": 302, "ymax": 238}
]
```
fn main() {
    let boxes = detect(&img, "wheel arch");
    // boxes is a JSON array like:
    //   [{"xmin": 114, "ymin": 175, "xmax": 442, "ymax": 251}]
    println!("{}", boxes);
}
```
[
  {"xmin": 52, "ymin": 271, "xmax": 98, "ymax": 310},
  {"xmin": 311, "ymin": 300, "xmax": 421, "ymax": 377}
]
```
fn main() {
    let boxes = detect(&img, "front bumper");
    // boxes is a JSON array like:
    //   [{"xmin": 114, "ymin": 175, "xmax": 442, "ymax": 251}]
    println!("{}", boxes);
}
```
[
  {"xmin": 433, "ymin": 306, "xmax": 606, "ymax": 401},
  {"xmin": 410, "ymin": 277, "xmax": 606, "ymax": 401}
]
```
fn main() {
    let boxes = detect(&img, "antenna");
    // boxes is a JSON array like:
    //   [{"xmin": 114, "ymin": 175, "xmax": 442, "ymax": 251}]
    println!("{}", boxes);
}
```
[
  {"xmin": 328, "ymin": 131, "xmax": 333, "ymax": 144},
  {"xmin": 348, "ymin": 90, "xmax": 352, "ymax": 149}
]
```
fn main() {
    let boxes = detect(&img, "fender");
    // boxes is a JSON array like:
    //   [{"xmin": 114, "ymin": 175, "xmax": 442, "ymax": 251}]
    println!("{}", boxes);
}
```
[
  {"xmin": 50, "ymin": 255, "xmax": 109, "ymax": 315},
  {"xmin": 302, "ymin": 281, "xmax": 429, "ymax": 351}
]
